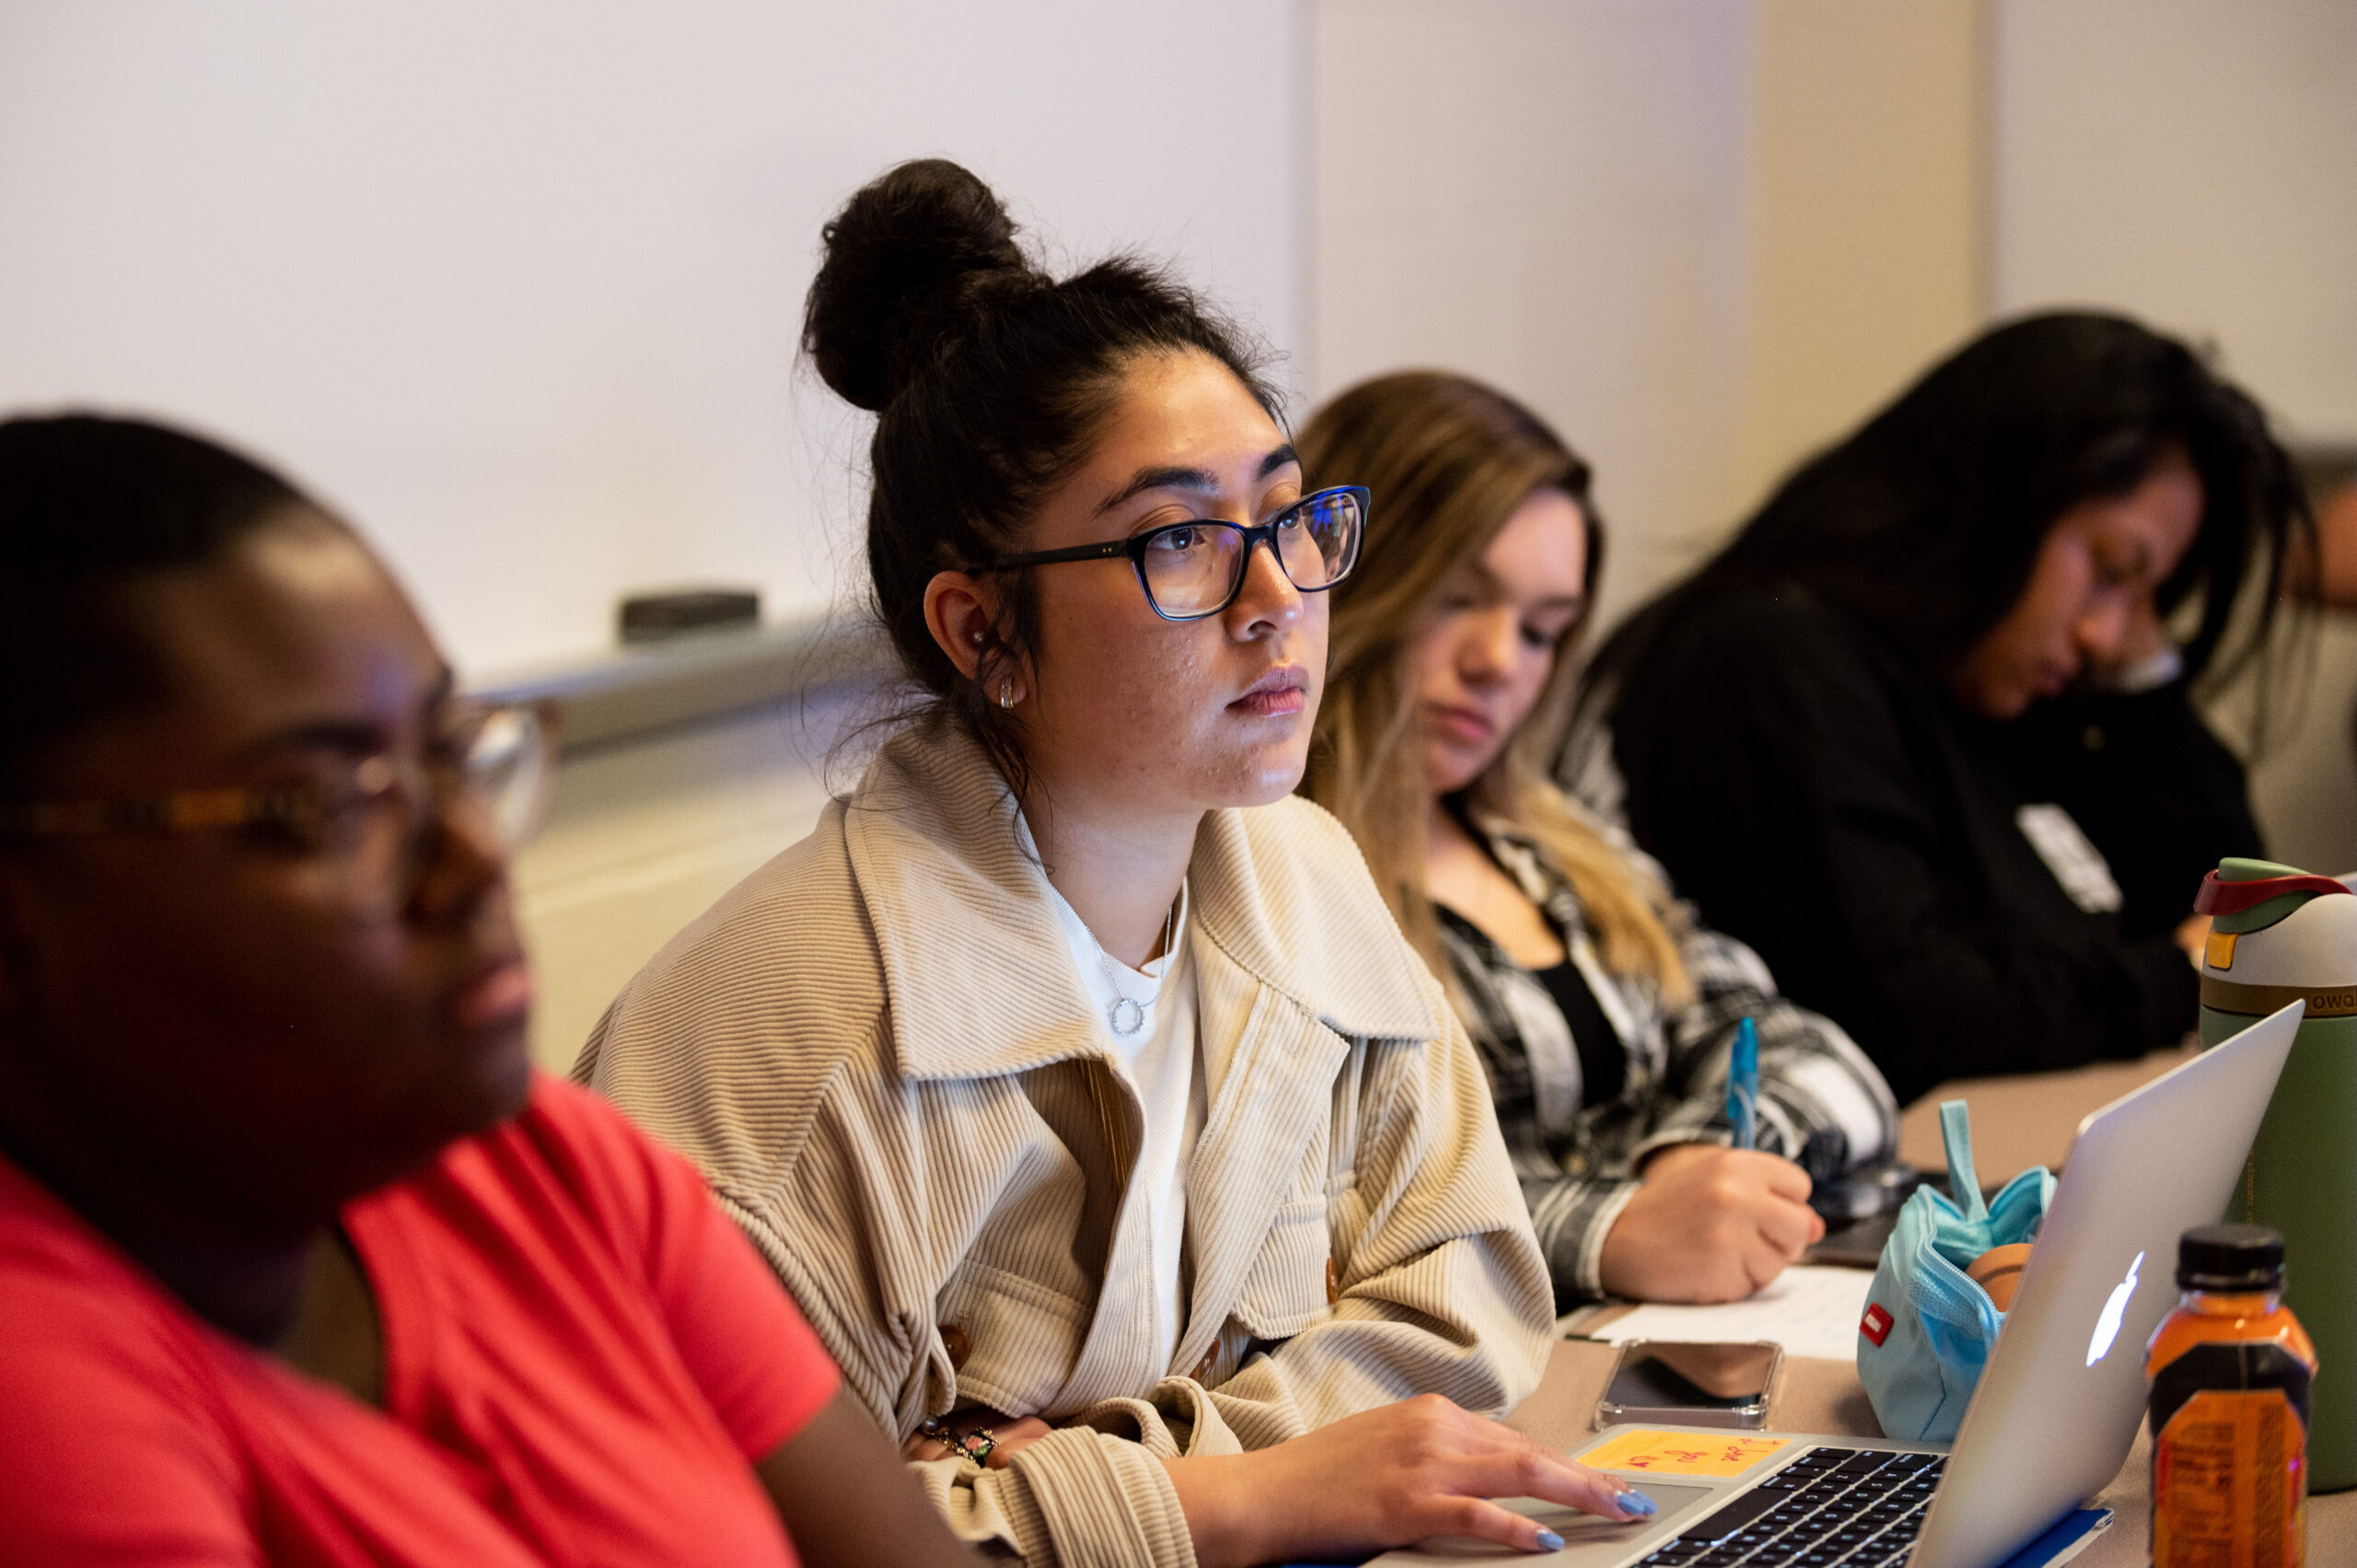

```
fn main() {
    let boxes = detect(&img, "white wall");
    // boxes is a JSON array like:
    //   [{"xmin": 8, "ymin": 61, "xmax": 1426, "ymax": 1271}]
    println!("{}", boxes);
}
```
[
  {"xmin": 1993, "ymin": 0, "xmax": 2357, "ymax": 873},
  {"xmin": 1310, "ymin": 0, "xmax": 1756, "ymax": 627},
  {"xmin": 516, "ymin": 691, "xmax": 873, "ymax": 1069},
  {"xmin": 1992, "ymin": 0, "xmax": 2357, "ymax": 441},
  {"xmin": 1308, "ymin": 0, "xmax": 1986, "ymax": 628},
  {"xmin": 0, "ymin": 2, "xmax": 1304, "ymax": 677}
]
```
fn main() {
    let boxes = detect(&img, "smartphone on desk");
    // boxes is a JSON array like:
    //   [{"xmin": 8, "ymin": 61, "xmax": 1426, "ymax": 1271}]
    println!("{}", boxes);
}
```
[{"xmin": 1594, "ymin": 1340, "xmax": 1782, "ymax": 1431}]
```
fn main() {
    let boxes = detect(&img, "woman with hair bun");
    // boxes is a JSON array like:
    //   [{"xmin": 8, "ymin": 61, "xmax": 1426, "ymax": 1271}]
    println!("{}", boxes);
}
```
[{"xmin": 580, "ymin": 161, "xmax": 1652, "ymax": 1568}]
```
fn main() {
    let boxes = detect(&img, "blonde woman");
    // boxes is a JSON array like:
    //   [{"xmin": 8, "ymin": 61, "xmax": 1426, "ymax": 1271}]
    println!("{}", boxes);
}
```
[{"xmin": 1299, "ymin": 371, "xmax": 1898, "ymax": 1307}]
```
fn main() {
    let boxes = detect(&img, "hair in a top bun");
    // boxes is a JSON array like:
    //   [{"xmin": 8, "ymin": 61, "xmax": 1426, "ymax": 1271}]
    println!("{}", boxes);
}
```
[
  {"xmin": 807, "ymin": 157, "xmax": 1279, "ymax": 795},
  {"xmin": 803, "ymin": 159, "xmax": 1037, "ymax": 413}
]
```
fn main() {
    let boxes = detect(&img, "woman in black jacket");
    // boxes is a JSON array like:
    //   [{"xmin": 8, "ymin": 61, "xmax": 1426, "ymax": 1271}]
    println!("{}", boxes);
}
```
[{"xmin": 1573, "ymin": 312, "xmax": 2309, "ymax": 1105}]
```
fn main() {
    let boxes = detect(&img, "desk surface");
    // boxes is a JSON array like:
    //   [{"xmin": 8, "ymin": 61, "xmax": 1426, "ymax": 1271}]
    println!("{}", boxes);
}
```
[
  {"xmin": 1515, "ymin": 1337, "xmax": 2354, "ymax": 1566},
  {"xmin": 1522, "ymin": 1044, "xmax": 2344, "ymax": 1563},
  {"xmin": 1895, "ymin": 1045, "xmax": 2198, "ymax": 1183}
]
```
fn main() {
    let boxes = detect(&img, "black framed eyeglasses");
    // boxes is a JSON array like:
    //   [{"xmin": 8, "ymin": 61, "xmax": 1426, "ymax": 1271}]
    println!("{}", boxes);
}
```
[{"xmin": 973, "ymin": 484, "xmax": 1368, "ymax": 622}]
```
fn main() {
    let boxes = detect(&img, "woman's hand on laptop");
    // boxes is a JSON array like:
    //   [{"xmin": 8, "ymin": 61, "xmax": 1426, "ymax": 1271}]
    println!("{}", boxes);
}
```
[
  {"xmin": 1601, "ymin": 1145, "xmax": 1825, "ymax": 1302},
  {"xmin": 1161, "ymin": 1393, "xmax": 1654, "ymax": 1568}
]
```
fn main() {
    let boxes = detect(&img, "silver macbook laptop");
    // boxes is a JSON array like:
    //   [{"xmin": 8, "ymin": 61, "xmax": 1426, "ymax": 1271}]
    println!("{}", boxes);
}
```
[{"xmin": 1372, "ymin": 1002, "xmax": 2303, "ymax": 1568}]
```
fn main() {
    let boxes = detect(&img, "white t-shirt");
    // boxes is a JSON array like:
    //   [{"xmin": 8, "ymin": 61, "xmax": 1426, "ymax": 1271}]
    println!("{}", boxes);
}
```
[{"xmin": 1038, "ymin": 874, "xmax": 1200, "ymax": 1376}]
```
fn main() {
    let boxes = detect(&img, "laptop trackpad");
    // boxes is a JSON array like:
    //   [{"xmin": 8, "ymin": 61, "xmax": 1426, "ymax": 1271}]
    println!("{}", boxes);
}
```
[{"xmin": 1376, "ymin": 1481, "xmax": 1714, "ymax": 1562}]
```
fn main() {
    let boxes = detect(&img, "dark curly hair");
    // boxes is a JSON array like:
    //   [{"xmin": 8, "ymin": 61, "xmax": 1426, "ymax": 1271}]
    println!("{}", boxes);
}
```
[{"xmin": 804, "ymin": 158, "xmax": 1280, "ymax": 793}]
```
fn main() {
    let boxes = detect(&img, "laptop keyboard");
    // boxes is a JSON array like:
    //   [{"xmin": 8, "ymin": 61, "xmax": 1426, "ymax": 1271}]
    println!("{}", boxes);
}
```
[{"xmin": 1631, "ymin": 1446, "xmax": 1944, "ymax": 1568}]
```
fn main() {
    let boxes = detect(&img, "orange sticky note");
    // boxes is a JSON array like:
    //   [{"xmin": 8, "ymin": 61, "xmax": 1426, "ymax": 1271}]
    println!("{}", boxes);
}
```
[{"xmin": 1580, "ymin": 1428, "xmax": 1792, "ymax": 1478}]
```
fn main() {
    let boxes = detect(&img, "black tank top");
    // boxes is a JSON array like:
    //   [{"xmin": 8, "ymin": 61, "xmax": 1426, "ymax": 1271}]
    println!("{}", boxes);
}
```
[{"xmin": 1533, "ymin": 952, "xmax": 1626, "ymax": 1105}]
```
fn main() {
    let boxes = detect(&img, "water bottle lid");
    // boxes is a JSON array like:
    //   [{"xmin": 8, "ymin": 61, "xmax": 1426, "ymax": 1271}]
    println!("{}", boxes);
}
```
[
  {"xmin": 2177, "ymin": 1223, "xmax": 2284, "ymax": 1290},
  {"xmin": 2193, "ymin": 867, "xmax": 2352, "ymax": 916}
]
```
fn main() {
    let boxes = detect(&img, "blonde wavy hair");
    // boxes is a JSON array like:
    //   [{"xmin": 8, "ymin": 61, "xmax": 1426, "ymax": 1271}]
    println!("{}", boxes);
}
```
[{"xmin": 1299, "ymin": 370, "xmax": 1689, "ymax": 1004}]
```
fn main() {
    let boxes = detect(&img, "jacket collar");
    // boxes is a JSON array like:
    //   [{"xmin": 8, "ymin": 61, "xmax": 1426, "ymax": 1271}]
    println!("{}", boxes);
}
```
[{"xmin": 842, "ymin": 719, "xmax": 1437, "ymax": 1083}]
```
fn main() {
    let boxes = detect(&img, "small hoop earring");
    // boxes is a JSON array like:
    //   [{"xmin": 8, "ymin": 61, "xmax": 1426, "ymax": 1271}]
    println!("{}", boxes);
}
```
[{"xmin": 998, "ymin": 679, "xmax": 1016, "ymax": 709}]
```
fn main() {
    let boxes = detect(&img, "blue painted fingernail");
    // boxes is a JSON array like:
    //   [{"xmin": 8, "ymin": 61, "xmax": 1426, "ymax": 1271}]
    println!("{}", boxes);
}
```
[
  {"xmin": 1618, "ymin": 1490, "xmax": 1658, "ymax": 1517},
  {"xmin": 1534, "ymin": 1528, "xmax": 1565, "ymax": 1551}
]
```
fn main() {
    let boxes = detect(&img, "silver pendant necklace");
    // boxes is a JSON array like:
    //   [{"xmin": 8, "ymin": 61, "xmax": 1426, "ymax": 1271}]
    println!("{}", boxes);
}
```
[{"xmin": 1094, "ymin": 893, "xmax": 1179, "ymax": 1038}]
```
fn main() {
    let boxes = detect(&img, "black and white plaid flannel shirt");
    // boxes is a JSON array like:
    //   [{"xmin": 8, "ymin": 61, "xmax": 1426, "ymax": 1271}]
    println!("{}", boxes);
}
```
[{"xmin": 1438, "ymin": 807, "xmax": 1898, "ymax": 1307}]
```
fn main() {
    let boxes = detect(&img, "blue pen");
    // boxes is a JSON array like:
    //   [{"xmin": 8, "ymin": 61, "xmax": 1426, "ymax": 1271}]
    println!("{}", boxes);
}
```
[{"xmin": 1726, "ymin": 1016, "xmax": 1759, "ymax": 1150}]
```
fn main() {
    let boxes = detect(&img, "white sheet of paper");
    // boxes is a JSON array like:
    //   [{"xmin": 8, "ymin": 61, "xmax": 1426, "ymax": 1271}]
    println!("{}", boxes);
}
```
[{"xmin": 1576, "ymin": 1264, "xmax": 1875, "ymax": 1363}]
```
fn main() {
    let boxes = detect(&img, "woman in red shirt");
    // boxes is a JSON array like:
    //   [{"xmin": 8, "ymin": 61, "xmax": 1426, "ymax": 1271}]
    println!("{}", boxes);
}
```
[{"xmin": 0, "ymin": 413, "xmax": 978, "ymax": 1568}]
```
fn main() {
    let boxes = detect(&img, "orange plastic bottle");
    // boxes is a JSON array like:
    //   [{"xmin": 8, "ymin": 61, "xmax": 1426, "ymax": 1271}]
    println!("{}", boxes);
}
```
[{"xmin": 2146, "ymin": 1224, "xmax": 2319, "ymax": 1568}]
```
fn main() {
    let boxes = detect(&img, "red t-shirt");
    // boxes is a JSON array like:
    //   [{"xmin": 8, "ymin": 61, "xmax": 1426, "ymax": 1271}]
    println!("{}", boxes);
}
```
[{"xmin": 0, "ymin": 1074, "xmax": 840, "ymax": 1566}]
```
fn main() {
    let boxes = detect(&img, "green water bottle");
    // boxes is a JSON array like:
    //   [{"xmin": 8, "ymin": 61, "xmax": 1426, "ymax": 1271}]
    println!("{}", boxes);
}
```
[{"xmin": 2196, "ymin": 855, "xmax": 2357, "ymax": 1491}]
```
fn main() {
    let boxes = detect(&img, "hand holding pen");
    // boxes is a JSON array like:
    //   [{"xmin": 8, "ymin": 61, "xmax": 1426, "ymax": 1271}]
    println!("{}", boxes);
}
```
[{"xmin": 1602, "ymin": 1013, "xmax": 1820, "ymax": 1299}]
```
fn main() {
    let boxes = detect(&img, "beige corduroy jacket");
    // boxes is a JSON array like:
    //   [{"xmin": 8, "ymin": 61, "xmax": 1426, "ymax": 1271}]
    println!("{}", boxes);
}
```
[{"xmin": 576, "ymin": 720, "xmax": 1553, "ymax": 1568}]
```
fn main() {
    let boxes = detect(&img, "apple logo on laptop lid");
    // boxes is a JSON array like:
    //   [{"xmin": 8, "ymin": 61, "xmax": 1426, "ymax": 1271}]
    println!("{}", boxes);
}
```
[{"xmin": 2085, "ymin": 1250, "xmax": 2143, "ymax": 1367}]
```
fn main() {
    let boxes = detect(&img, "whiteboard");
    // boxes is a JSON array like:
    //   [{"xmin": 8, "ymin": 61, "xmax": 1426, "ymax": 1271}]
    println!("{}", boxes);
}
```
[{"xmin": 0, "ymin": 2, "xmax": 1304, "ymax": 675}]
